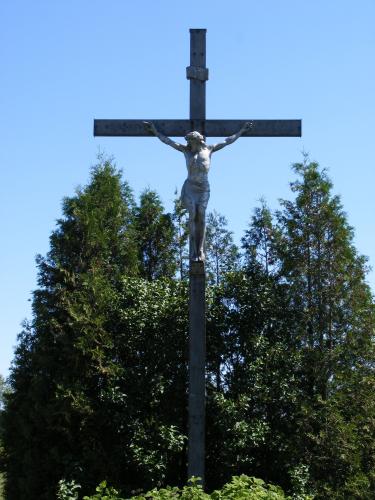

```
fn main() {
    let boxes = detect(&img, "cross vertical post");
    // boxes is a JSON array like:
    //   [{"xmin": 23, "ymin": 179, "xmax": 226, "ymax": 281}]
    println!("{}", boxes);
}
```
[
  {"xmin": 188, "ymin": 260, "xmax": 206, "ymax": 484},
  {"xmin": 186, "ymin": 29, "xmax": 207, "ymax": 485},
  {"xmin": 187, "ymin": 29, "xmax": 208, "ymax": 134}
]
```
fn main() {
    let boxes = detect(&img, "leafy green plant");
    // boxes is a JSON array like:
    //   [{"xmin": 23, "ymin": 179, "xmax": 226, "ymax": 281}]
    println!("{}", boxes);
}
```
[
  {"xmin": 288, "ymin": 465, "xmax": 312, "ymax": 499},
  {"xmin": 83, "ymin": 480, "xmax": 121, "ymax": 500},
  {"xmin": 57, "ymin": 478, "xmax": 81, "ymax": 500},
  {"xmin": 84, "ymin": 476, "xmax": 289, "ymax": 499},
  {"xmin": 210, "ymin": 475, "xmax": 286, "ymax": 499}
]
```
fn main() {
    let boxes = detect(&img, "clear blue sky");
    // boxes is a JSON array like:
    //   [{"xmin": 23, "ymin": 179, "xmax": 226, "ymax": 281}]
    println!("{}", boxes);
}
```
[{"xmin": 1, "ymin": 0, "xmax": 374, "ymax": 377}]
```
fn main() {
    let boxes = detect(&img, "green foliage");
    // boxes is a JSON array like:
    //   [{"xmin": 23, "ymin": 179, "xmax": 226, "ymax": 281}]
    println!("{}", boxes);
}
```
[
  {"xmin": 0, "ymin": 375, "xmax": 10, "ymax": 412},
  {"xmin": 210, "ymin": 475, "xmax": 287, "ymax": 500},
  {"xmin": 135, "ymin": 189, "xmax": 177, "ymax": 280},
  {"xmin": 288, "ymin": 465, "xmax": 311, "ymax": 499},
  {"xmin": 83, "ymin": 480, "xmax": 120, "ymax": 500},
  {"xmin": 57, "ymin": 478, "xmax": 81, "ymax": 500},
  {"xmin": 83, "ymin": 476, "xmax": 288, "ymax": 499},
  {"xmin": 172, "ymin": 190, "xmax": 189, "ymax": 281},
  {"xmin": 242, "ymin": 198, "xmax": 280, "ymax": 275},
  {"xmin": 2, "ymin": 155, "xmax": 374, "ymax": 499},
  {"xmin": 46, "ymin": 153, "xmax": 139, "ymax": 280},
  {"xmin": 205, "ymin": 158, "xmax": 375, "ymax": 497},
  {"xmin": 273, "ymin": 157, "xmax": 375, "ymax": 497},
  {"xmin": 0, "ymin": 373, "xmax": 10, "ymax": 496},
  {"xmin": 1, "ymin": 157, "xmax": 185, "ymax": 499},
  {"xmin": 205, "ymin": 211, "xmax": 239, "ymax": 286}
]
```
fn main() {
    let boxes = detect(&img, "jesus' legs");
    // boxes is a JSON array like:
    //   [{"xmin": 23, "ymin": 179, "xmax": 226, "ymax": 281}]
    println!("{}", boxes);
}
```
[
  {"xmin": 196, "ymin": 205, "xmax": 206, "ymax": 261},
  {"xmin": 188, "ymin": 205, "xmax": 205, "ymax": 262},
  {"xmin": 189, "ymin": 207, "xmax": 198, "ymax": 261}
]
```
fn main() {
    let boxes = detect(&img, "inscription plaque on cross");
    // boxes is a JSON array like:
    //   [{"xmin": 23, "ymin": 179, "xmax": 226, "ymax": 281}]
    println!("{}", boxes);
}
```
[{"xmin": 94, "ymin": 28, "xmax": 301, "ymax": 486}]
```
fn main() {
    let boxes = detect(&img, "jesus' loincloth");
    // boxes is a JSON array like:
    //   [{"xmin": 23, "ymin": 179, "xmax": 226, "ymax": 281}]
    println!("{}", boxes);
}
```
[{"xmin": 181, "ymin": 178, "xmax": 210, "ymax": 212}]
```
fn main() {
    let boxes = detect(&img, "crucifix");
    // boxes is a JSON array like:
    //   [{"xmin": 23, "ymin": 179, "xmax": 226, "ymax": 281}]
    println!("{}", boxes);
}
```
[{"xmin": 94, "ymin": 28, "xmax": 301, "ymax": 486}]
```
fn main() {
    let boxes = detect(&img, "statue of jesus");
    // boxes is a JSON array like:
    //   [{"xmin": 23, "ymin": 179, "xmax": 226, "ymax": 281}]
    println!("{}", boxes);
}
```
[{"xmin": 144, "ymin": 121, "xmax": 253, "ymax": 262}]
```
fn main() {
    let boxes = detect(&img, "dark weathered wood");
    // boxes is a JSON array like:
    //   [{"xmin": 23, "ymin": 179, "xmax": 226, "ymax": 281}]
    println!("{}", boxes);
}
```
[
  {"xmin": 205, "ymin": 119, "xmax": 302, "ymax": 137},
  {"xmin": 187, "ymin": 30, "xmax": 207, "ymax": 483},
  {"xmin": 188, "ymin": 261, "xmax": 206, "ymax": 484},
  {"xmin": 94, "ymin": 119, "xmax": 191, "ymax": 137},
  {"xmin": 94, "ymin": 119, "xmax": 301, "ymax": 137},
  {"xmin": 188, "ymin": 29, "xmax": 208, "ymax": 134}
]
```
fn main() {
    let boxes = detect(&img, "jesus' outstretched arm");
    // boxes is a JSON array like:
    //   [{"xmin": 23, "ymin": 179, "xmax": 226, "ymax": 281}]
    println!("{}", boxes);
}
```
[
  {"xmin": 143, "ymin": 121, "xmax": 186, "ymax": 152},
  {"xmin": 210, "ymin": 121, "xmax": 253, "ymax": 152}
]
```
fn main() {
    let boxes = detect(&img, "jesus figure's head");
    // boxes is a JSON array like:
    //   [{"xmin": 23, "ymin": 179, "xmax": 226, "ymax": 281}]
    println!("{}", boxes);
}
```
[{"xmin": 185, "ymin": 131, "xmax": 205, "ymax": 150}]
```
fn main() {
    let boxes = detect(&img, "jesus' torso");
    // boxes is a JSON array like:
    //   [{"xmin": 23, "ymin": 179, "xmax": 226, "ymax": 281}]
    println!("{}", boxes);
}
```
[{"xmin": 184, "ymin": 145, "xmax": 212, "ymax": 186}]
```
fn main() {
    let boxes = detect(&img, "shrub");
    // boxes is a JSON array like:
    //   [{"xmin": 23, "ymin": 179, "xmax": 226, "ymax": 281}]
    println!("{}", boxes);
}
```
[{"xmin": 82, "ymin": 475, "xmax": 293, "ymax": 499}]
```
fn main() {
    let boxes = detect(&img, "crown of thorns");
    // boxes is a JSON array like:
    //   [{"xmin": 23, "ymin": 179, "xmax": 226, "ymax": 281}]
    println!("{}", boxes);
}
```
[{"xmin": 185, "ymin": 131, "xmax": 204, "ymax": 142}]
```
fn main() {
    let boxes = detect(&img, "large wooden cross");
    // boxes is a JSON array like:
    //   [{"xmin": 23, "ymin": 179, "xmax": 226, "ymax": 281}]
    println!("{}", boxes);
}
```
[{"xmin": 94, "ymin": 28, "xmax": 301, "ymax": 486}]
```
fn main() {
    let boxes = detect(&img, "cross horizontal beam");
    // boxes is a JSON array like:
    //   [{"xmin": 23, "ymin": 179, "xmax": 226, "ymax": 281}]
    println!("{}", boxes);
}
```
[{"xmin": 94, "ymin": 119, "xmax": 301, "ymax": 137}]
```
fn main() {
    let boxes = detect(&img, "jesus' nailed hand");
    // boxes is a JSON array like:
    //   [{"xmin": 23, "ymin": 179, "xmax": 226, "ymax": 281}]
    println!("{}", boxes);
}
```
[{"xmin": 143, "ymin": 120, "xmax": 253, "ymax": 262}]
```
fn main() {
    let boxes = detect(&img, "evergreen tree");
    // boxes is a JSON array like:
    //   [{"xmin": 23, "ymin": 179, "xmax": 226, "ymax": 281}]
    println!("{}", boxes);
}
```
[
  {"xmin": 207, "ymin": 160, "xmax": 375, "ymax": 497},
  {"xmin": 2, "ymin": 158, "xmax": 140, "ymax": 499},
  {"xmin": 172, "ymin": 190, "xmax": 189, "ymax": 281},
  {"xmin": 0, "ymin": 373, "xmax": 9, "ymax": 491},
  {"xmin": 204, "ymin": 211, "xmax": 239, "ymax": 400},
  {"xmin": 135, "ymin": 189, "xmax": 177, "ymax": 280},
  {"xmin": 205, "ymin": 210, "xmax": 239, "ymax": 285},
  {"xmin": 241, "ymin": 199, "xmax": 280, "ymax": 275},
  {"xmin": 206, "ymin": 249, "xmax": 296, "ymax": 491},
  {"xmin": 275, "ymin": 158, "xmax": 375, "ymax": 497},
  {"xmin": 46, "ymin": 154, "xmax": 138, "ymax": 280},
  {"xmin": 0, "ymin": 375, "xmax": 9, "ymax": 412}
]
